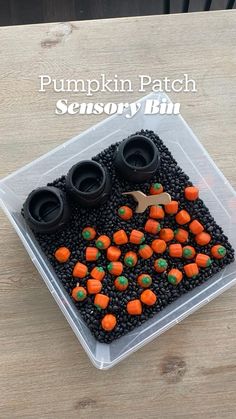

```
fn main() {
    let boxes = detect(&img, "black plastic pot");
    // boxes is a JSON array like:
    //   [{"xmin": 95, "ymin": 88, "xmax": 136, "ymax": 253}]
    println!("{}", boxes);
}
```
[
  {"xmin": 23, "ymin": 186, "xmax": 70, "ymax": 234},
  {"xmin": 114, "ymin": 135, "xmax": 160, "ymax": 183},
  {"xmin": 66, "ymin": 160, "xmax": 111, "ymax": 207}
]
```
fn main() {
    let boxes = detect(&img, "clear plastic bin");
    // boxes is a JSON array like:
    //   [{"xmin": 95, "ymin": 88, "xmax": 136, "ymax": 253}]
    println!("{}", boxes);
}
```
[{"xmin": 0, "ymin": 92, "xmax": 236, "ymax": 369}]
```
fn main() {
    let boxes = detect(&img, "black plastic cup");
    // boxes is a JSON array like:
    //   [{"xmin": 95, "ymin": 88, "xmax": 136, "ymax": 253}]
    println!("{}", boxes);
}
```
[
  {"xmin": 66, "ymin": 160, "xmax": 111, "ymax": 207},
  {"xmin": 114, "ymin": 135, "xmax": 160, "ymax": 183},
  {"xmin": 23, "ymin": 186, "xmax": 70, "ymax": 234}
]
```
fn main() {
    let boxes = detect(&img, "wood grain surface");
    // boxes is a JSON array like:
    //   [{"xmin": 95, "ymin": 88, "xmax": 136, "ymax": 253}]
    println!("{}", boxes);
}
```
[{"xmin": 0, "ymin": 10, "xmax": 236, "ymax": 419}]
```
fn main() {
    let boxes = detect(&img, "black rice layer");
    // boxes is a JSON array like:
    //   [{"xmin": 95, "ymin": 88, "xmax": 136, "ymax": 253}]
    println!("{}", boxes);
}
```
[{"xmin": 34, "ymin": 130, "xmax": 235, "ymax": 343}]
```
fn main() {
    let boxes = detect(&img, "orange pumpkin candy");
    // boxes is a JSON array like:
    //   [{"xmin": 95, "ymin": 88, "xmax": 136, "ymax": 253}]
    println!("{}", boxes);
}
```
[
  {"xmin": 90, "ymin": 266, "xmax": 105, "ymax": 281},
  {"xmin": 174, "ymin": 228, "xmax": 189, "ymax": 243},
  {"xmin": 127, "ymin": 299, "xmax": 142, "ymax": 315},
  {"xmin": 211, "ymin": 245, "xmax": 226, "ymax": 259},
  {"xmin": 101, "ymin": 314, "xmax": 117, "ymax": 331},
  {"xmin": 159, "ymin": 228, "xmax": 174, "ymax": 242},
  {"xmin": 185, "ymin": 186, "xmax": 199, "ymax": 201},
  {"xmin": 85, "ymin": 247, "xmax": 101, "ymax": 261},
  {"xmin": 107, "ymin": 246, "xmax": 121, "ymax": 261},
  {"xmin": 195, "ymin": 253, "xmax": 212, "ymax": 267},
  {"xmin": 189, "ymin": 220, "xmax": 204, "ymax": 235},
  {"xmin": 113, "ymin": 229, "xmax": 128, "ymax": 245},
  {"xmin": 164, "ymin": 200, "xmax": 179, "ymax": 215},
  {"xmin": 107, "ymin": 261, "xmax": 123, "ymax": 276},
  {"xmin": 168, "ymin": 243, "xmax": 182, "ymax": 258},
  {"xmin": 96, "ymin": 235, "xmax": 111, "ymax": 250},
  {"xmin": 137, "ymin": 274, "xmax": 152, "ymax": 288},
  {"xmin": 87, "ymin": 279, "xmax": 102, "ymax": 294},
  {"xmin": 154, "ymin": 258, "xmax": 168, "ymax": 273},
  {"xmin": 144, "ymin": 219, "xmax": 161, "ymax": 235},
  {"xmin": 72, "ymin": 286, "xmax": 87, "ymax": 302},
  {"xmin": 124, "ymin": 251, "xmax": 138, "ymax": 267},
  {"xmin": 118, "ymin": 206, "xmax": 133, "ymax": 220},
  {"xmin": 139, "ymin": 244, "xmax": 153, "ymax": 259},
  {"xmin": 150, "ymin": 183, "xmax": 163, "ymax": 195},
  {"xmin": 94, "ymin": 293, "xmax": 109, "ymax": 309},
  {"xmin": 195, "ymin": 232, "xmax": 211, "ymax": 246},
  {"xmin": 168, "ymin": 269, "xmax": 183, "ymax": 285},
  {"xmin": 183, "ymin": 246, "xmax": 196, "ymax": 259},
  {"xmin": 140, "ymin": 289, "xmax": 157, "ymax": 306},
  {"xmin": 54, "ymin": 247, "xmax": 71, "ymax": 263},
  {"xmin": 151, "ymin": 239, "xmax": 167, "ymax": 254},
  {"xmin": 73, "ymin": 262, "xmax": 88, "ymax": 278},
  {"xmin": 129, "ymin": 229, "xmax": 145, "ymax": 244},
  {"xmin": 114, "ymin": 276, "xmax": 129, "ymax": 291},
  {"xmin": 175, "ymin": 210, "xmax": 191, "ymax": 225},
  {"xmin": 82, "ymin": 227, "xmax": 96, "ymax": 240},
  {"xmin": 184, "ymin": 263, "xmax": 199, "ymax": 278},
  {"xmin": 149, "ymin": 205, "xmax": 165, "ymax": 219}
]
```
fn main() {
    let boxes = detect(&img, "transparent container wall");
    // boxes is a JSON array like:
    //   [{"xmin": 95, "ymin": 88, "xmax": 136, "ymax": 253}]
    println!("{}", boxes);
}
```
[{"xmin": 0, "ymin": 92, "xmax": 236, "ymax": 369}]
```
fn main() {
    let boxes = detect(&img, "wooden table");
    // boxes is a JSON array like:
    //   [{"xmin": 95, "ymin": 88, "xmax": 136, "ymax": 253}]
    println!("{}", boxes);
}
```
[{"xmin": 0, "ymin": 10, "xmax": 236, "ymax": 419}]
